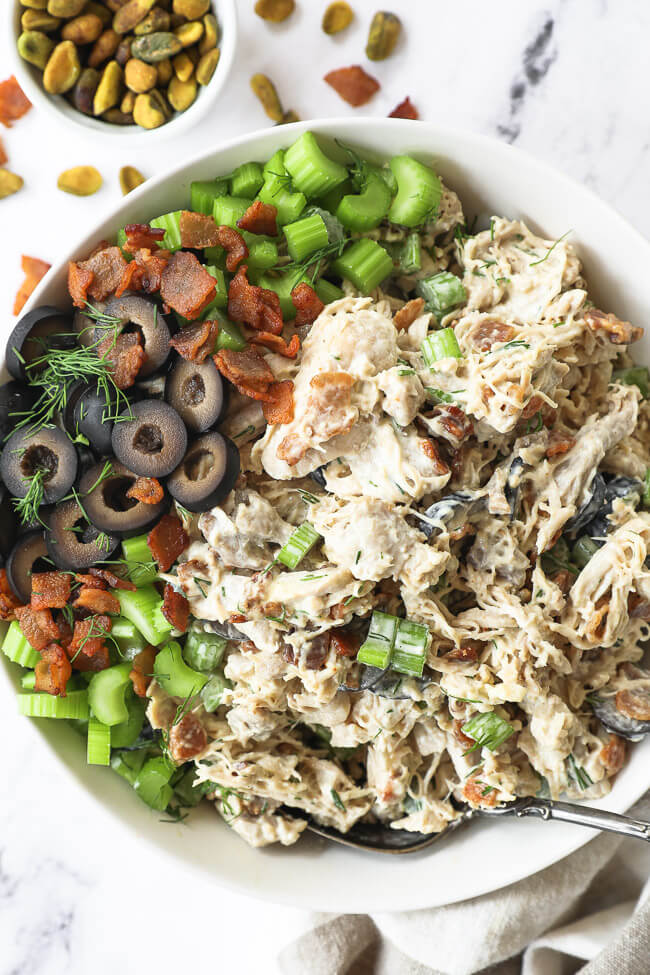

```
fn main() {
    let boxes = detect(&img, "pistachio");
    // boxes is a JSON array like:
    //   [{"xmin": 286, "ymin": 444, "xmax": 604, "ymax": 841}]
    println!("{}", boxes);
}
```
[
  {"xmin": 125, "ymin": 56, "xmax": 157, "ymax": 92},
  {"xmin": 172, "ymin": 0, "xmax": 209, "ymax": 17},
  {"xmin": 173, "ymin": 21, "xmax": 203, "ymax": 48},
  {"xmin": 250, "ymin": 73, "xmax": 283, "ymax": 122},
  {"xmin": 195, "ymin": 47, "xmax": 218, "ymax": 85},
  {"xmin": 120, "ymin": 89, "xmax": 136, "ymax": 112},
  {"xmin": 131, "ymin": 31, "xmax": 182, "ymax": 62},
  {"xmin": 85, "ymin": 2, "xmax": 113, "ymax": 26},
  {"xmin": 115, "ymin": 36, "xmax": 133, "ymax": 66},
  {"xmin": 71, "ymin": 67, "xmax": 101, "ymax": 114},
  {"xmin": 133, "ymin": 89, "xmax": 167, "ymax": 127},
  {"xmin": 105, "ymin": 0, "xmax": 129, "ymax": 12},
  {"xmin": 0, "ymin": 169, "xmax": 24, "ymax": 200},
  {"xmin": 21, "ymin": 9, "xmax": 61, "ymax": 32},
  {"xmin": 43, "ymin": 40, "xmax": 81, "ymax": 94},
  {"xmin": 254, "ymin": 0, "xmax": 295, "ymax": 22},
  {"xmin": 93, "ymin": 60, "xmax": 123, "ymax": 114},
  {"xmin": 21, "ymin": 0, "xmax": 49, "ymax": 9},
  {"xmin": 113, "ymin": 0, "xmax": 157, "ymax": 34},
  {"xmin": 88, "ymin": 28, "xmax": 121, "ymax": 68},
  {"xmin": 167, "ymin": 74, "xmax": 196, "ymax": 111},
  {"xmin": 171, "ymin": 51, "xmax": 192, "ymax": 81},
  {"xmin": 103, "ymin": 107, "xmax": 134, "ymax": 124},
  {"xmin": 17, "ymin": 31, "xmax": 55, "ymax": 70},
  {"xmin": 61, "ymin": 13, "xmax": 104, "ymax": 45},
  {"xmin": 198, "ymin": 12, "xmax": 218, "ymax": 53},
  {"xmin": 57, "ymin": 165, "xmax": 103, "ymax": 196},
  {"xmin": 46, "ymin": 0, "xmax": 86, "ymax": 16},
  {"xmin": 365, "ymin": 11, "xmax": 401, "ymax": 61},
  {"xmin": 119, "ymin": 165, "xmax": 145, "ymax": 195},
  {"xmin": 156, "ymin": 58, "xmax": 173, "ymax": 84},
  {"xmin": 322, "ymin": 1, "xmax": 354, "ymax": 34},
  {"xmin": 134, "ymin": 7, "xmax": 170, "ymax": 34},
  {"xmin": 169, "ymin": 12, "xmax": 184, "ymax": 27}
]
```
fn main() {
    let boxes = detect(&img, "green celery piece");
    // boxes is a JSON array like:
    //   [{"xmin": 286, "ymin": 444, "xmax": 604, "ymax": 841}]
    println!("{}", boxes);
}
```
[
  {"xmin": 110, "ymin": 689, "xmax": 146, "ymax": 748},
  {"xmin": 201, "ymin": 672, "xmax": 232, "ymax": 712},
  {"xmin": 421, "ymin": 327, "xmax": 462, "ymax": 366},
  {"xmin": 154, "ymin": 641, "xmax": 208, "ymax": 698},
  {"xmin": 283, "ymin": 213, "xmax": 329, "ymax": 262},
  {"xmin": 277, "ymin": 522, "xmax": 321, "ymax": 569},
  {"xmin": 2, "ymin": 619, "xmax": 40, "ymax": 668},
  {"xmin": 183, "ymin": 628, "xmax": 228, "ymax": 672},
  {"xmin": 111, "ymin": 618, "xmax": 146, "ymax": 659},
  {"xmin": 115, "ymin": 586, "xmax": 172, "ymax": 647},
  {"xmin": 150, "ymin": 211, "xmax": 183, "ymax": 251},
  {"xmin": 612, "ymin": 366, "xmax": 649, "ymax": 399},
  {"xmin": 284, "ymin": 132, "xmax": 348, "ymax": 200},
  {"xmin": 391, "ymin": 619, "xmax": 429, "ymax": 677},
  {"xmin": 315, "ymin": 278, "xmax": 345, "ymax": 305},
  {"xmin": 416, "ymin": 271, "xmax": 466, "ymax": 321},
  {"xmin": 18, "ymin": 690, "xmax": 89, "ymax": 719},
  {"xmin": 121, "ymin": 534, "xmax": 157, "ymax": 586},
  {"xmin": 258, "ymin": 149, "xmax": 307, "ymax": 225},
  {"xmin": 87, "ymin": 716, "xmax": 111, "ymax": 766},
  {"xmin": 357, "ymin": 610, "xmax": 398, "ymax": 670},
  {"xmin": 191, "ymin": 177, "xmax": 230, "ymax": 215},
  {"xmin": 331, "ymin": 238, "xmax": 393, "ymax": 292},
  {"xmin": 461, "ymin": 712, "xmax": 514, "ymax": 752},
  {"xmin": 230, "ymin": 162, "xmax": 264, "ymax": 198},
  {"xmin": 388, "ymin": 155, "xmax": 442, "ymax": 227},
  {"xmin": 255, "ymin": 268, "xmax": 309, "ymax": 318},
  {"xmin": 134, "ymin": 756, "xmax": 175, "ymax": 811},
  {"xmin": 87, "ymin": 662, "xmax": 131, "ymax": 727},
  {"xmin": 111, "ymin": 748, "xmax": 148, "ymax": 786},
  {"xmin": 214, "ymin": 312, "xmax": 246, "ymax": 351},
  {"xmin": 335, "ymin": 168, "xmax": 392, "ymax": 232}
]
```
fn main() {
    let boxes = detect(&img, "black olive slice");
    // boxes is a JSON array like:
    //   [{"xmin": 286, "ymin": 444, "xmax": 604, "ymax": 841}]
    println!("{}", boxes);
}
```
[
  {"xmin": 0, "ymin": 486, "xmax": 18, "ymax": 567},
  {"xmin": 45, "ymin": 499, "xmax": 119, "ymax": 570},
  {"xmin": 72, "ymin": 385, "xmax": 120, "ymax": 456},
  {"xmin": 167, "ymin": 432, "xmax": 240, "ymax": 512},
  {"xmin": 0, "ymin": 426, "xmax": 78, "ymax": 504},
  {"xmin": 6, "ymin": 531, "xmax": 48, "ymax": 603},
  {"xmin": 164, "ymin": 357, "xmax": 225, "ymax": 433},
  {"xmin": 73, "ymin": 305, "xmax": 105, "ymax": 347},
  {"xmin": 104, "ymin": 295, "xmax": 172, "ymax": 377},
  {"xmin": 62, "ymin": 380, "xmax": 87, "ymax": 439},
  {"xmin": 6, "ymin": 306, "xmax": 74, "ymax": 380},
  {"xmin": 111, "ymin": 400, "xmax": 187, "ymax": 477},
  {"xmin": 0, "ymin": 382, "xmax": 39, "ymax": 439},
  {"xmin": 79, "ymin": 459, "xmax": 170, "ymax": 538}
]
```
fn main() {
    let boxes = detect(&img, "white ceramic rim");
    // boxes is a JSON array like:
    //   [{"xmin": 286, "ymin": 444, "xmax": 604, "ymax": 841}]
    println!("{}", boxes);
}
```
[
  {"xmin": 4, "ymin": 118, "xmax": 650, "ymax": 913},
  {"xmin": 8, "ymin": 0, "xmax": 238, "ymax": 145}
]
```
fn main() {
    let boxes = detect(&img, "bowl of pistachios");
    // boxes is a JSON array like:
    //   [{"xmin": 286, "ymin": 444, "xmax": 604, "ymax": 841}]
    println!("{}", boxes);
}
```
[{"xmin": 9, "ymin": 0, "xmax": 237, "ymax": 142}]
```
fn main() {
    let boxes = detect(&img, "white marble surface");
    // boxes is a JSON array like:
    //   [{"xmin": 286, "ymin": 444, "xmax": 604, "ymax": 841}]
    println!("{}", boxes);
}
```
[{"xmin": 1, "ymin": 1, "xmax": 650, "ymax": 972}]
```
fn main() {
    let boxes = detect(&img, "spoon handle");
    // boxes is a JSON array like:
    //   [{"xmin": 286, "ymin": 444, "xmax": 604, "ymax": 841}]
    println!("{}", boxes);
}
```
[{"xmin": 509, "ymin": 797, "xmax": 650, "ymax": 841}]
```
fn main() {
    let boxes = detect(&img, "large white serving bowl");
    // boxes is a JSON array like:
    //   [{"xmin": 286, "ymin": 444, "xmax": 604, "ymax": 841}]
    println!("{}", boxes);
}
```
[{"xmin": 2, "ymin": 118, "xmax": 649, "ymax": 913}]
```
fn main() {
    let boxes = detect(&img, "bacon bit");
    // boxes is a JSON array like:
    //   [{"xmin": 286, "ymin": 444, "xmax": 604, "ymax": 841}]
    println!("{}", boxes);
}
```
[
  {"xmin": 147, "ymin": 514, "xmax": 189, "ymax": 573},
  {"xmin": 445, "ymin": 642, "xmax": 480, "ymax": 662},
  {"xmin": 169, "ymin": 712, "xmax": 207, "ymax": 763},
  {"xmin": 305, "ymin": 633, "xmax": 330, "ymax": 670},
  {"xmin": 600, "ymin": 734, "xmax": 626, "ymax": 774},
  {"xmin": 262, "ymin": 379, "xmax": 295, "ymax": 425},
  {"xmin": 179, "ymin": 210, "xmax": 220, "ymax": 249},
  {"xmin": 453, "ymin": 719, "xmax": 475, "ymax": 748},
  {"xmin": 324, "ymin": 65, "xmax": 380, "ymax": 106},
  {"xmin": 616, "ymin": 687, "xmax": 650, "ymax": 722},
  {"xmin": 15, "ymin": 606, "xmax": 60, "ymax": 651},
  {"xmin": 291, "ymin": 282, "xmax": 324, "ymax": 326},
  {"xmin": 126, "ymin": 476, "xmax": 165, "ymax": 505},
  {"xmin": 0, "ymin": 568, "xmax": 21, "ymax": 620},
  {"xmin": 586, "ymin": 598, "xmax": 609, "ymax": 643},
  {"xmin": 161, "ymin": 583, "xmax": 190, "ymax": 633},
  {"xmin": 551, "ymin": 569, "xmax": 573, "ymax": 594},
  {"xmin": 97, "ymin": 331, "xmax": 144, "ymax": 389},
  {"xmin": 0, "ymin": 76, "xmax": 32, "ymax": 128},
  {"xmin": 67, "ymin": 615, "xmax": 111, "ymax": 672},
  {"xmin": 13, "ymin": 255, "xmax": 51, "ymax": 316},
  {"xmin": 80, "ymin": 246, "xmax": 128, "ymax": 303},
  {"xmin": 449, "ymin": 523, "xmax": 474, "ymax": 543},
  {"xmin": 521, "ymin": 394, "xmax": 545, "ymax": 420},
  {"xmin": 434, "ymin": 404, "xmax": 473, "ymax": 442},
  {"xmin": 214, "ymin": 346, "xmax": 276, "ymax": 402},
  {"xmin": 123, "ymin": 223, "xmax": 166, "ymax": 253},
  {"xmin": 31, "ymin": 572, "xmax": 71, "ymax": 611},
  {"xmin": 169, "ymin": 319, "xmax": 219, "ymax": 363},
  {"xmin": 0, "ymin": 137, "xmax": 6, "ymax": 165},
  {"xmin": 389, "ymin": 96, "xmax": 419, "ymax": 119},
  {"xmin": 584, "ymin": 308, "xmax": 643, "ymax": 345},
  {"xmin": 118, "ymin": 247, "xmax": 170, "ymax": 297},
  {"xmin": 250, "ymin": 330, "xmax": 300, "ymax": 358},
  {"xmin": 230, "ymin": 613, "xmax": 247, "ymax": 624},
  {"xmin": 463, "ymin": 776, "xmax": 497, "ymax": 808},
  {"xmin": 471, "ymin": 320, "xmax": 514, "ymax": 351},
  {"xmin": 213, "ymin": 225, "xmax": 248, "ymax": 272},
  {"xmin": 75, "ymin": 573, "xmax": 107, "ymax": 590},
  {"xmin": 160, "ymin": 251, "xmax": 217, "ymax": 321},
  {"xmin": 228, "ymin": 264, "xmax": 283, "ymax": 335},
  {"xmin": 88, "ymin": 566, "xmax": 137, "ymax": 591},
  {"xmin": 35, "ymin": 644, "xmax": 72, "ymax": 697},
  {"xmin": 419, "ymin": 438, "xmax": 450, "ymax": 475},
  {"xmin": 73, "ymin": 587, "xmax": 121, "ymax": 615},
  {"xmin": 237, "ymin": 200, "xmax": 278, "ymax": 237},
  {"xmin": 129, "ymin": 645, "xmax": 157, "ymax": 698},
  {"xmin": 330, "ymin": 628, "xmax": 361, "ymax": 658},
  {"xmin": 68, "ymin": 261, "xmax": 95, "ymax": 309},
  {"xmin": 546, "ymin": 433, "xmax": 576, "ymax": 459},
  {"xmin": 394, "ymin": 297, "xmax": 425, "ymax": 330}
]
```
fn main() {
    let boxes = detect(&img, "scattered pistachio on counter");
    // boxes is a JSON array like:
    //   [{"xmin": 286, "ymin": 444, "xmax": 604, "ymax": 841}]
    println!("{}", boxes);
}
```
[
  {"xmin": 254, "ymin": 0, "xmax": 295, "ymax": 23},
  {"xmin": 365, "ymin": 11, "xmax": 402, "ymax": 61},
  {"xmin": 0, "ymin": 169, "xmax": 24, "ymax": 200},
  {"xmin": 119, "ymin": 164, "xmax": 145, "ymax": 195},
  {"xmin": 322, "ymin": 2, "xmax": 354, "ymax": 35},
  {"xmin": 57, "ymin": 165, "xmax": 103, "ymax": 195}
]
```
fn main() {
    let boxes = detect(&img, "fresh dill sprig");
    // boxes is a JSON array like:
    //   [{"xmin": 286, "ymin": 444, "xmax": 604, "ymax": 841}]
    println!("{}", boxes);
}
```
[
  {"xmin": 273, "ymin": 238, "xmax": 348, "ymax": 283},
  {"xmin": 13, "ymin": 469, "xmax": 49, "ymax": 527}
]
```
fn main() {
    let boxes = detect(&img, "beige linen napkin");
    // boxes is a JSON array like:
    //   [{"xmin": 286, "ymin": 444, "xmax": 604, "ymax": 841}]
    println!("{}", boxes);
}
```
[{"xmin": 278, "ymin": 793, "xmax": 650, "ymax": 975}]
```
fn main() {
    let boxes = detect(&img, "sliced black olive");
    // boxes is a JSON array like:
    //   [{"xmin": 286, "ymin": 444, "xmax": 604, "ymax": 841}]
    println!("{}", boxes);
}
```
[
  {"xmin": 111, "ymin": 400, "xmax": 187, "ymax": 477},
  {"xmin": 80, "ymin": 459, "xmax": 170, "ymax": 538},
  {"xmin": 76, "ymin": 445, "xmax": 98, "ymax": 475},
  {"xmin": 505, "ymin": 456, "xmax": 527, "ymax": 518},
  {"xmin": 164, "ymin": 357, "xmax": 225, "ymax": 434},
  {"xmin": 591, "ymin": 692, "xmax": 650, "ymax": 741},
  {"xmin": 565, "ymin": 473, "xmax": 607, "ymax": 536},
  {"xmin": 418, "ymin": 491, "xmax": 484, "ymax": 539},
  {"xmin": 339, "ymin": 663, "xmax": 435, "ymax": 698},
  {"xmin": 73, "ymin": 306, "xmax": 103, "ymax": 347},
  {"xmin": 208, "ymin": 621, "xmax": 247, "ymax": 642},
  {"xmin": 6, "ymin": 531, "xmax": 48, "ymax": 603},
  {"xmin": 0, "ymin": 382, "xmax": 39, "ymax": 439},
  {"xmin": 0, "ymin": 426, "xmax": 78, "ymax": 504},
  {"xmin": 167, "ymin": 432, "xmax": 240, "ymax": 512},
  {"xmin": 576, "ymin": 475, "xmax": 643, "ymax": 540},
  {"xmin": 45, "ymin": 499, "xmax": 118, "ymax": 570},
  {"xmin": 104, "ymin": 295, "xmax": 172, "ymax": 377},
  {"xmin": 0, "ymin": 487, "xmax": 17, "ymax": 566},
  {"xmin": 6, "ymin": 306, "xmax": 74, "ymax": 380},
  {"xmin": 72, "ymin": 385, "xmax": 119, "ymax": 456},
  {"xmin": 310, "ymin": 466, "xmax": 327, "ymax": 489}
]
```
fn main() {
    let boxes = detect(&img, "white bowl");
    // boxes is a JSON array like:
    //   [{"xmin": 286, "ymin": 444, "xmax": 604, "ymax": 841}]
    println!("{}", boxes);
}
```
[
  {"xmin": 3, "ymin": 118, "xmax": 650, "ymax": 912},
  {"xmin": 8, "ymin": 0, "xmax": 237, "ymax": 145}
]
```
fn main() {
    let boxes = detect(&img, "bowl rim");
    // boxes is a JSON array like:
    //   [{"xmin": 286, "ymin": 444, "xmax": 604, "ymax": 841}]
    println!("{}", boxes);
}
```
[
  {"xmin": 7, "ymin": 0, "xmax": 238, "ymax": 145},
  {"xmin": 5, "ymin": 116, "xmax": 650, "ymax": 912}
]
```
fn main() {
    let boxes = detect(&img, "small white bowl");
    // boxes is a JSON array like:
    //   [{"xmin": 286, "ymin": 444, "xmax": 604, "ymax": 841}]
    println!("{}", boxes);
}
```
[{"xmin": 8, "ymin": 0, "xmax": 237, "ymax": 145}]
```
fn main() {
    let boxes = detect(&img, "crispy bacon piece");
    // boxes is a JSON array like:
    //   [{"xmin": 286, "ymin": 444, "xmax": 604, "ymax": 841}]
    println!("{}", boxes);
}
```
[
  {"xmin": 13, "ymin": 255, "xmax": 51, "ymax": 316},
  {"xmin": 129, "ymin": 645, "xmax": 157, "ymax": 698},
  {"xmin": 434, "ymin": 404, "xmax": 473, "ymax": 442},
  {"xmin": 0, "ymin": 568, "xmax": 20, "ymax": 620},
  {"xmin": 67, "ymin": 615, "xmax": 111, "ymax": 672},
  {"xmin": 75, "ymin": 573, "xmax": 107, "ymax": 590},
  {"xmin": 97, "ymin": 331, "xmax": 145, "ymax": 389},
  {"xmin": 0, "ymin": 76, "xmax": 31, "ymax": 128},
  {"xmin": 123, "ymin": 223, "xmax": 166, "ymax": 253},
  {"xmin": 453, "ymin": 719, "xmax": 475, "ymax": 748},
  {"xmin": 147, "ymin": 514, "xmax": 189, "ymax": 572},
  {"xmin": 330, "ymin": 628, "xmax": 361, "ymax": 658},
  {"xmin": 179, "ymin": 210, "xmax": 220, "ymax": 249},
  {"xmin": 472, "ymin": 320, "xmax": 514, "ymax": 351},
  {"xmin": 324, "ymin": 65, "xmax": 380, "ymax": 106},
  {"xmin": 584, "ymin": 308, "xmax": 643, "ymax": 345},
  {"xmin": 250, "ymin": 330, "xmax": 300, "ymax": 358},
  {"xmin": 79, "ymin": 246, "xmax": 128, "ymax": 303},
  {"xmin": 262, "ymin": 379, "xmax": 295, "ymax": 425},
  {"xmin": 291, "ymin": 282, "xmax": 324, "ymax": 326},
  {"xmin": 214, "ymin": 346, "xmax": 276, "ymax": 402},
  {"xmin": 394, "ymin": 297, "xmax": 425, "ymax": 330},
  {"xmin": 228, "ymin": 265, "xmax": 284, "ymax": 335},
  {"xmin": 445, "ymin": 642, "xmax": 480, "ymax": 662},
  {"xmin": 68, "ymin": 261, "xmax": 95, "ymax": 309},
  {"xmin": 35, "ymin": 644, "xmax": 72, "ymax": 697},
  {"xmin": 88, "ymin": 566, "xmax": 136, "ymax": 591},
  {"xmin": 15, "ymin": 606, "xmax": 60, "ymax": 652},
  {"xmin": 169, "ymin": 319, "xmax": 219, "ymax": 362},
  {"xmin": 214, "ymin": 226, "xmax": 249, "ymax": 272},
  {"xmin": 31, "ymin": 572, "xmax": 71, "ymax": 611},
  {"xmin": 463, "ymin": 775, "xmax": 497, "ymax": 808},
  {"xmin": 419, "ymin": 438, "xmax": 450, "ymax": 475},
  {"xmin": 389, "ymin": 96, "xmax": 419, "ymax": 120},
  {"xmin": 161, "ymin": 583, "xmax": 190, "ymax": 632},
  {"xmin": 169, "ymin": 712, "xmax": 207, "ymax": 763},
  {"xmin": 160, "ymin": 251, "xmax": 216, "ymax": 320},
  {"xmin": 115, "ymin": 247, "xmax": 170, "ymax": 298},
  {"xmin": 73, "ymin": 587, "xmax": 121, "ymax": 615},
  {"xmin": 616, "ymin": 687, "xmax": 650, "ymax": 722},
  {"xmin": 126, "ymin": 476, "xmax": 165, "ymax": 505},
  {"xmin": 546, "ymin": 433, "xmax": 576, "ymax": 458},
  {"xmin": 600, "ymin": 734, "xmax": 626, "ymax": 774},
  {"xmin": 237, "ymin": 200, "xmax": 278, "ymax": 237},
  {"xmin": 521, "ymin": 394, "xmax": 545, "ymax": 420},
  {"xmin": 0, "ymin": 137, "xmax": 7, "ymax": 165}
]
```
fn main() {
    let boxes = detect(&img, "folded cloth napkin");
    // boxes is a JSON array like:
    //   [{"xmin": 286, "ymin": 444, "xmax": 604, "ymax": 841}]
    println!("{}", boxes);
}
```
[{"xmin": 278, "ymin": 793, "xmax": 650, "ymax": 975}]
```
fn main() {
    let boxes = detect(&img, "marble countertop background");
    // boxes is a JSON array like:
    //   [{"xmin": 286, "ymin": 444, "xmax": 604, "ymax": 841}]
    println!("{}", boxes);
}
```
[{"xmin": 2, "ymin": 1, "xmax": 650, "ymax": 972}]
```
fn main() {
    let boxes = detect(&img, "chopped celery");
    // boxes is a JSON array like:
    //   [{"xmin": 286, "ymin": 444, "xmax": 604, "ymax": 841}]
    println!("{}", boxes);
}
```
[
  {"xmin": 357, "ymin": 611, "xmax": 398, "ymax": 670},
  {"xmin": 572, "ymin": 536, "xmax": 601, "ymax": 570},
  {"xmin": 201, "ymin": 672, "xmax": 231, "ymax": 712},
  {"xmin": 284, "ymin": 132, "xmax": 348, "ymax": 200},
  {"xmin": 258, "ymin": 149, "xmax": 307, "ymax": 226},
  {"xmin": 115, "ymin": 586, "xmax": 172, "ymax": 647},
  {"xmin": 212, "ymin": 196, "xmax": 278, "ymax": 267},
  {"xmin": 190, "ymin": 177, "xmax": 229, "ymax": 215},
  {"xmin": 283, "ymin": 213, "xmax": 329, "ymax": 262},
  {"xmin": 111, "ymin": 618, "xmax": 146, "ymax": 659},
  {"xmin": 172, "ymin": 767, "xmax": 211, "ymax": 807},
  {"xmin": 305, "ymin": 205, "xmax": 346, "ymax": 243},
  {"xmin": 203, "ymin": 265, "xmax": 228, "ymax": 309},
  {"xmin": 183, "ymin": 628, "xmax": 228, "ymax": 672},
  {"xmin": 154, "ymin": 641, "xmax": 208, "ymax": 698},
  {"xmin": 277, "ymin": 522, "xmax": 321, "ymax": 569},
  {"xmin": 150, "ymin": 210, "xmax": 183, "ymax": 251},
  {"xmin": 87, "ymin": 716, "xmax": 111, "ymax": 765},
  {"xmin": 399, "ymin": 233, "xmax": 421, "ymax": 274},
  {"xmin": 462, "ymin": 712, "xmax": 514, "ymax": 752},
  {"xmin": 335, "ymin": 168, "xmax": 392, "ymax": 232},
  {"xmin": 230, "ymin": 161, "xmax": 264, "ymax": 199},
  {"xmin": 315, "ymin": 278, "xmax": 345, "ymax": 305},
  {"xmin": 214, "ymin": 313, "xmax": 247, "ymax": 351},
  {"xmin": 111, "ymin": 748, "xmax": 147, "ymax": 786},
  {"xmin": 612, "ymin": 366, "xmax": 649, "ymax": 399},
  {"xmin": 110, "ymin": 689, "xmax": 146, "ymax": 748},
  {"xmin": 87, "ymin": 662, "xmax": 131, "ymax": 727},
  {"xmin": 134, "ymin": 755, "xmax": 175, "ymax": 811},
  {"xmin": 391, "ymin": 619, "xmax": 429, "ymax": 678},
  {"xmin": 18, "ymin": 690, "xmax": 89, "ymax": 720},
  {"xmin": 121, "ymin": 534, "xmax": 157, "ymax": 586},
  {"xmin": 213, "ymin": 194, "xmax": 252, "ymax": 228},
  {"xmin": 319, "ymin": 179, "xmax": 352, "ymax": 215},
  {"xmin": 421, "ymin": 327, "xmax": 462, "ymax": 366},
  {"xmin": 416, "ymin": 271, "xmax": 466, "ymax": 321},
  {"xmin": 388, "ymin": 155, "xmax": 442, "ymax": 227},
  {"xmin": 332, "ymin": 238, "xmax": 393, "ymax": 292},
  {"xmin": 21, "ymin": 671, "xmax": 36, "ymax": 689},
  {"xmin": 2, "ymin": 619, "xmax": 40, "ymax": 668}
]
